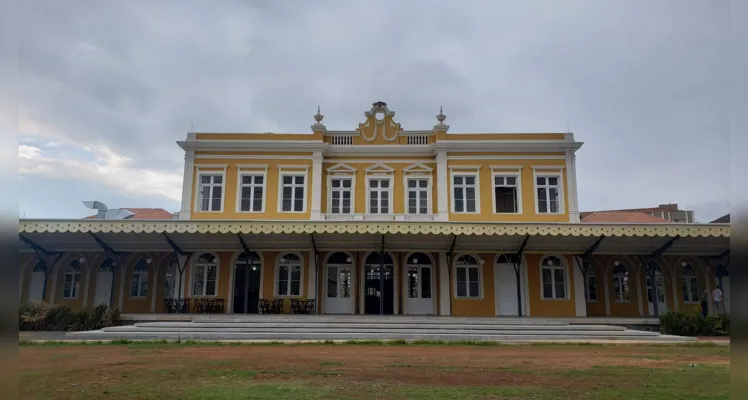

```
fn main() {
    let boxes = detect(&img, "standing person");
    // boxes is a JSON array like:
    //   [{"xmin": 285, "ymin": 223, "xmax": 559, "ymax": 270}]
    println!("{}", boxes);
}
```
[
  {"xmin": 712, "ymin": 286, "xmax": 724, "ymax": 314},
  {"xmin": 700, "ymin": 289, "xmax": 709, "ymax": 317}
]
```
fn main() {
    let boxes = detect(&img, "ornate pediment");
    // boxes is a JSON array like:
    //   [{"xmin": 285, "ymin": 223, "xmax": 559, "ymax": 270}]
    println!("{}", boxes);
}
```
[
  {"xmin": 357, "ymin": 102, "xmax": 403, "ymax": 143},
  {"xmin": 326, "ymin": 163, "xmax": 357, "ymax": 174},
  {"xmin": 365, "ymin": 163, "xmax": 395, "ymax": 174},
  {"xmin": 403, "ymin": 163, "xmax": 434, "ymax": 173}
]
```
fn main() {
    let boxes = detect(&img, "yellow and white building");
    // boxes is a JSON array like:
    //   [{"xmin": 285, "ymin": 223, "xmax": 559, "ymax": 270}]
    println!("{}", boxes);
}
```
[{"xmin": 18, "ymin": 102, "xmax": 730, "ymax": 319}]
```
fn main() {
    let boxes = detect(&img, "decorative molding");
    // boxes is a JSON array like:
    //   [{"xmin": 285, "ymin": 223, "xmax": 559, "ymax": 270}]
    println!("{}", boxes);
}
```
[
  {"xmin": 449, "ymin": 155, "xmax": 565, "ymax": 160},
  {"xmin": 365, "ymin": 163, "xmax": 395, "ymax": 174},
  {"xmin": 531, "ymin": 165, "xmax": 566, "ymax": 171},
  {"xmin": 403, "ymin": 163, "xmax": 434, "ymax": 173},
  {"xmin": 489, "ymin": 165, "xmax": 524, "ymax": 171},
  {"xmin": 326, "ymin": 163, "xmax": 357, "ymax": 174},
  {"xmin": 194, "ymin": 164, "xmax": 229, "ymax": 170},
  {"xmin": 236, "ymin": 164, "xmax": 269, "ymax": 170},
  {"xmin": 447, "ymin": 165, "xmax": 482, "ymax": 170},
  {"xmin": 277, "ymin": 165, "xmax": 311, "ymax": 171}
]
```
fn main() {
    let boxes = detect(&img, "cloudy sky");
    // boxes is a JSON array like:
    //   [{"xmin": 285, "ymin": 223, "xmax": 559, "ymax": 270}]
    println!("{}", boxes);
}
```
[{"xmin": 17, "ymin": 0, "xmax": 729, "ymax": 222}]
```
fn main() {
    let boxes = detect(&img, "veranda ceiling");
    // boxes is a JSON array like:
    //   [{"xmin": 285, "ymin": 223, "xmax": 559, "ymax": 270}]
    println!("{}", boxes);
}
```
[{"xmin": 19, "ymin": 220, "xmax": 730, "ymax": 256}]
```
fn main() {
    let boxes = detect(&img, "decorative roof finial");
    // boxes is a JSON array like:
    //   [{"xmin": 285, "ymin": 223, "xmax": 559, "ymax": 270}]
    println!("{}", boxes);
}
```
[
  {"xmin": 436, "ymin": 105, "xmax": 446, "ymax": 124},
  {"xmin": 314, "ymin": 105, "xmax": 324, "ymax": 124}
]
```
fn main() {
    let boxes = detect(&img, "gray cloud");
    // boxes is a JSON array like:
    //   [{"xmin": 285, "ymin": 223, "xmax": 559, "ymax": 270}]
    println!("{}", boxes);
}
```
[{"xmin": 15, "ymin": 0, "xmax": 729, "ymax": 220}]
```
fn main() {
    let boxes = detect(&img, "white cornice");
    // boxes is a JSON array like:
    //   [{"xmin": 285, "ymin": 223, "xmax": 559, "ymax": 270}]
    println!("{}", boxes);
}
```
[{"xmin": 178, "ymin": 140, "xmax": 329, "ymax": 152}]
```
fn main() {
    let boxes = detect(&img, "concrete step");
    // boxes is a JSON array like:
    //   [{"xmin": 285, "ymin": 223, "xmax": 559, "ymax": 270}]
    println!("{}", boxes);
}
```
[
  {"xmin": 101, "ymin": 327, "xmax": 658, "ymax": 336},
  {"xmin": 188, "ymin": 317, "xmax": 571, "ymax": 326},
  {"xmin": 66, "ymin": 331, "xmax": 694, "ymax": 342},
  {"xmin": 126, "ymin": 322, "xmax": 627, "ymax": 331}
]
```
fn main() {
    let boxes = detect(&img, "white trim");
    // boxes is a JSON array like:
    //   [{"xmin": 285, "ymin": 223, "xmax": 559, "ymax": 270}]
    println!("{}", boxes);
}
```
[
  {"xmin": 403, "ymin": 163, "xmax": 434, "ymax": 173},
  {"xmin": 321, "ymin": 251, "xmax": 356, "ymax": 313},
  {"xmin": 452, "ymin": 253, "xmax": 484, "ymax": 299},
  {"xmin": 199, "ymin": 154, "xmax": 315, "ymax": 160},
  {"xmin": 327, "ymin": 175, "xmax": 356, "ymax": 215},
  {"xmin": 565, "ymin": 149, "xmax": 580, "ymax": 222},
  {"xmin": 235, "ymin": 169, "xmax": 268, "ymax": 213},
  {"xmin": 277, "ymin": 169, "xmax": 309, "ymax": 213},
  {"xmin": 326, "ymin": 163, "xmax": 357, "ymax": 173},
  {"xmin": 403, "ymin": 174, "xmax": 433, "ymax": 215},
  {"xmin": 325, "ymin": 159, "xmax": 435, "ymax": 164},
  {"xmin": 531, "ymin": 165, "xmax": 566, "ymax": 171},
  {"xmin": 277, "ymin": 164, "xmax": 311, "ymax": 170},
  {"xmin": 539, "ymin": 255, "xmax": 570, "ymax": 301},
  {"xmin": 533, "ymin": 170, "xmax": 565, "ymax": 215},
  {"xmin": 274, "ymin": 251, "xmax": 305, "ymax": 298},
  {"xmin": 311, "ymin": 152, "xmax": 324, "ymax": 221},
  {"xmin": 195, "ymin": 164, "xmax": 229, "ymax": 169},
  {"xmin": 448, "ymin": 165, "xmax": 482, "ymax": 170},
  {"xmin": 194, "ymin": 170, "xmax": 227, "ymax": 213},
  {"xmin": 180, "ymin": 151, "xmax": 195, "ymax": 219},
  {"xmin": 438, "ymin": 252, "xmax": 450, "ymax": 315},
  {"xmin": 449, "ymin": 155, "xmax": 566, "ymax": 160},
  {"xmin": 366, "ymin": 175, "xmax": 394, "ymax": 215},
  {"xmin": 572, "ymin": 256, "xmax": 586, "ymax": 316},
  {"xmin": 236, "ymin": 164, "xmax": 270, "ymax": 170},
  {"xmin": 490, "ymin": 170, "xmax": 523, "ymax": 215},
  {"xmin": 450, "ymin": 170, "xmax": 481, "ymax": 214},
  {"xmin": 402, "ymin": 252, "xmax": 437, "ymax": 315},
  {"xmin": 489, "ymin": 165, "xmax": 525, "ymax": 171},
  {"xmin": 189, "ymin": 252, "xmax": 221, "ymax": 297},
  {"xmin": 365, "ymin": 163, "xmax": 395, "ymax": 173},
  {"xmin": 228, "ymin": 250, "xmax": 264, "ymax": 313}
]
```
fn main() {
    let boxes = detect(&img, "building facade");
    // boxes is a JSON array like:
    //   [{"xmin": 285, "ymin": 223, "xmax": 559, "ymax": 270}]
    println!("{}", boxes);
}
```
[{"xmin": 18, "ymin": 102, "xmax": 730, "ymax": 318}]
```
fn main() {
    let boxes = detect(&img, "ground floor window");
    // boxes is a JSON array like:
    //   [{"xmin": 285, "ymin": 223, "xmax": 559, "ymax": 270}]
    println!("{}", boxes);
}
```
[
  {"xmin": 681, "ymin": 262, "xmax": 699, "ymax": 303},
  {"xmin": 192, "ymin": 253, "xmax": 218, "ymax": 296},
  {"xmin": 541, "ymin": 256, "xmax": 567, "ymax": 299},
  {"xmin": 455, "ymin": 254, "xmax": 481, "ymax": 298},
  {"xmin": 63, "ymin": 259, "xmax": 82, "ymax": 299},
  {"xmin": 130, "ymin": 258, "xmax": 150, "ymax": 297},
  {"xmin": 277, "ymin": 253, "xmax": 302, "ymax": 297},
  {"xmin": 586, "ymin": 271, "xmax": 598, "ymax": 302}
]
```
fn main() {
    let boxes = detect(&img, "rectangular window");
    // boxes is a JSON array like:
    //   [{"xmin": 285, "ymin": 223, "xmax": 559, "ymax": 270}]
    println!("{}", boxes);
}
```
[
  {"xmin": 452, "ymin": 174, "xmax": 478, "ymax": 213},
  {"xmin": 238, "ymin": 174, "xmax": 264, "ymax": 212},
  {"xmin": 130, "ymin": 270, "xmax": 148, "ymax": 297},
  {"xmin": 63, "ymin": 273, "xmax": 80, "ymax": 298},
  {"xmin": 587, "ymin": 274, "xmax": 597, "ymax": 302},
  {"xmin": 407, "ymin": 178, "xmax": 429, "ymax": 214},
  {"xmin": 493, "ymin": 175, "xmax": 519, "ymax": 213},
  {"xmin": 455, "ymin": 266, "xmax": 480, "ymax": 298},
  {"xmin": 330, "ymin": 177, "xmax": 353, "ymax": 214},
  {"xmin": 280, "ymin": 174, "xmax": 305, "ymax": 212},
  {"xmin": 198, "ymin": 174, "xmax": 223, "ymax": 212},
  {"xmin": 368, "ymin": 178, "xmax": 391, "ymax": 214},
  {"xmin": 192, "ymin": 265, "xmax": 217, "ymax": 296},
  {"xmin": 277, "ymin": 265, "xmax": 302, "ymax": 296},
  {"xmin": 536, "ymin": 175, "xmax": 561, "ymax": 214}
]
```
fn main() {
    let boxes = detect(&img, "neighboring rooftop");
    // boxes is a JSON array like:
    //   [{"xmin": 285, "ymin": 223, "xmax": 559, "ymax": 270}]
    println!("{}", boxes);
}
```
[
  {"xmin": 84, "ymin": 208, "xmax": 172, "ymax": 220},
  {"xmin": 710, "ymin": 214, "xmax": 730, "ymax": 224},
  {"xmin": 582, "ymin": 203, "xmax": 695, "ymax": 223},
  {"xmin": 581, "ymin": 211, "xmax": 672, "ymax": 224}
]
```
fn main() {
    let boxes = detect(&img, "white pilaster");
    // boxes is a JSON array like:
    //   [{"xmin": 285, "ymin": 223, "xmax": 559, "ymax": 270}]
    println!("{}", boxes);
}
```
[
  {"xmin": 436, "ymin": 151, "xmax": 449, "ymax": 221},
  {"xmin": 180, "ymin": 146, "xmax": 196, "ymax": 220},
  {"xmin": 310, "ymin": 151, "xmax": 323, "ymax": 221},
  {"xmin": 566, "ymin": 148, "xmax": 580, "ymax": 223},
  {"xmin": 572, "ymin": 257, "xmax": 587, "ymax": 317},
  {"xmin": 307, "ymin": 251, "xmax": 317, "ymax": 301},
  {"xmin": 438, "ymin": 252, "xmax": 451, "ymax": 315}
]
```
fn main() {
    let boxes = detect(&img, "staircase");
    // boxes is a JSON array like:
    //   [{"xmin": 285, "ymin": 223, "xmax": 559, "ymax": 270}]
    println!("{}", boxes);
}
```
[{"xmin": 66, "ymin": 315, "xmax": 695, "ymax": 343}]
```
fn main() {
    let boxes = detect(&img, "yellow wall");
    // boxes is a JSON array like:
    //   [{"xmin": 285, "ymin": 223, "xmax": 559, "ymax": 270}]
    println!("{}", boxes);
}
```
[{"xmin": 526, "ymin": 254, "xmax": 577, "ymax": 317}]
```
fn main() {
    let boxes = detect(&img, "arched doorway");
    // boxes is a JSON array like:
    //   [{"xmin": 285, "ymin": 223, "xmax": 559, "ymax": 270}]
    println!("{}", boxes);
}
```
[
  {"xmin": 403, "ymin": 252, "xmax": 434, "ymax": 315},
  {"xmin": 93, "ymin": 257, "xmax": 115, "ymax": 306},
  {"xmin": 645, "ymin": 265, "xmax": 667, "ymax": 315},
  {"xmin": 233, "ymin": 252, "xmax": 262, "ymax": 314},
  {"xmin": 29, "ymin": 260, "xmax": 47, "ymax": 303},
  {"xmin": 325, "ymin": 252, "xmax": 354, "ymax": 314},
  {"xmin": 495, "ymin": 254, "xmax": 518, "ymax": 316},
  {"xmin": 364, "ymin": 252, "xmax": 394, "ymax": 315}
]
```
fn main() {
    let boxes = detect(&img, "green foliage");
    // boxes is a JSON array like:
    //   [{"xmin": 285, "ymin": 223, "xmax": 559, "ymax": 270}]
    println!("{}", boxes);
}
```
[
  {"xmin": 19, "ymin": 303, "xmax": 121, "ymax": 332},
  {"xmin": 659, "ymin": 311, "xmax": 730, "ymax": 336}
]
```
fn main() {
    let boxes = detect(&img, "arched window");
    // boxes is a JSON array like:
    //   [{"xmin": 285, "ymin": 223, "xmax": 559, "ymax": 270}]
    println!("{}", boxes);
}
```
[
  {"xmin": 236, "ymin": 251, "xmax": 261, "ymax": 271},
  {"xmin": 541, "ymin": 256, "xmax": 566, "ymax": 300},
  {"xmin": 681, "ymin": 262, "xmax": 699, "ymax": 303},
  {"xmin": 131, "ymin": 258, "xmax": 150, "ymax": 297},
  {"xmin": 63, "ymin": 259, "xmax": 82, "ymax": 299},
  {"xmin": 276, "ymin": 253, "xmax": 302, "ymax": 297},
  {"xmin": 455, "ymin": 254, "xmax": 481, "ymax": 298},
  {"xmin": 192, "ymin": 253, "xmax": 218, "ymax": 296},
  {"xmin": 612, "ymin": 261, "xmax": 630, "ymax": 302},
  {"xmin": 496, "ymin": 254, "xmax": 512, "ymax": 264}
]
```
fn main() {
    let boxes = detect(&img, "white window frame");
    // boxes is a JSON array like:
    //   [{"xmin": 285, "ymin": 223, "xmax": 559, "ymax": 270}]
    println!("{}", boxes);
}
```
[
  {"xmin": 586, "ymin": 271, "xmax": 598, "ymax": 302},
  {"xmin": 612, "ymin": 264, "xmax": 631, "ymax": 302},
  {"xmin": 191, "ymin": 253, "xmax": 219, "ymax": 297},
  {"xmin": 62, "ymin": 261, "xmax": 82, "ymax": 299},
  {"xmin": 491, "ymin": 169, "xmax": 523, "ymax": 214},
  {"xmin": 450, "ymin": 168, "xmax": 481, "ymax": 214},
  {"xmin": 277, "ymin": 167, "xmax": 309, "ymax": 213},
  {"xmin": 403, "ymin": 174, "xmax": 432, "ymax": 215},
  {"xmin": 194, "ymin": 165, "xmax": 227, "ymax": 213},
  {"xmin": 327, "ymin": 175, "xmax": 356, "ymax": 214},
  {"xmin": 532, "ymin": 168, "xmax": 565, "ymax": 215},
  {"xmin": 453, "ymin": 254, "xmax": 483, "ymax": 299},
  {"xmin": 681, "ymin": 263, "xmax": 699, "ymax": 304},
  {"xmin": 130, "ymin": 261, "xmax": 149, "ymax": 298},
  {"xmin": 366, "ymin": 175, "xmax": 394, "ymax": 215},
  {"xmin": 540, "ymin": 255, "xmax": 569, "ymax": 300},
  {"xmin": 275, "ymin": 252, "xmax": 304, "ymax": 298},
  {"xmin": 236, "ymin": 166, "xmax": 268, "ymax": 213}
]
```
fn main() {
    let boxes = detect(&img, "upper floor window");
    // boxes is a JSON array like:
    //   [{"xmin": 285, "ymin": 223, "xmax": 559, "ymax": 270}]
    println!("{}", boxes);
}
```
[
  {"xmin": 536, "ymin": 175, "xmax": 561, "ymax": 214},
  {"xmin": 493, "ymin": 174, "xmax": 520, "ymax": 213},
  {"xmin": 406, "ymin": 177, "xmax": 430, "ymax": 214},
  {"xmin": 276, "ymin": 253, "xmax": 302, "ymax": 297},
  {"xmin": 541, "ymin": 256, "xmax": 567, "ymax": 300},
  {"xmin": 238, "ymin": 174, "xmax": 265, "ymax": 212},
  {"xmin": 452, "ymin": 174, "xmax": 478, "ymax": 213},
  {"xmin": 63, "ymin": 259, "xmax": 82, "ymax": 299},
  {"xmin": 198, "ymin": 174, "xmax": 224, "ymax": 212},
  {"xmin": 130, "ymin": 258, "xmax": 149, "ymax": 298},
  {"xmin": 368, "ymin": 177, "xmax": 391, "ymax": 214},
  {"xmin": 681, "ymin": 262, "xmax": 699, "ymax": 303},
  {"xmin": 454, "ymin": 254, "xmax": 481, "ymax": 298},
  {"xmin": 329, "ymin": 177, "xmax": 353, "ymax": 214},
  {"xmin": 612, "ymin": 262, "xmax": 630, "ymax": 302},
  {"xmin": 280, "ymin": 173, "xmax": 306, "ymax": 212},
  {"xmin": 192, "ymin": 253, "xmax": 218, "ymax": 297}
]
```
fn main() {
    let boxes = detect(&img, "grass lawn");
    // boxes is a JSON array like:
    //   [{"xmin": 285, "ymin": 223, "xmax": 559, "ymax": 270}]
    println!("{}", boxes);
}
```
[{"xmin": 20, "ymin": 341, "xmax": 730, "ymax": 399}]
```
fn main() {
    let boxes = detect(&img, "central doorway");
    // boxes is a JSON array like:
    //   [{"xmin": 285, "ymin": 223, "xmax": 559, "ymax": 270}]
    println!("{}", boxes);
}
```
[
  {"xmin": 233, "ymin": 252, "xmax": 262, "ymax": 314},
  {"xmin": 364, "ymin": 252, "xmax": 394, "ymax": 315},
  {"xmin": 325, "ymin": 252, "xmax": 355, "ymax": 314},
  {"xmin": 403, "ymin": 252, "xmax": 434, "ymax": 315}
]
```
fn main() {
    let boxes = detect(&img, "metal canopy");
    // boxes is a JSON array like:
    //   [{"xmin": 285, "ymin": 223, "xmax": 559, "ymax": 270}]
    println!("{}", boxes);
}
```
[{"xmin": 18, "ymin": 230, "xmax": 729, "ymax": 256}]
